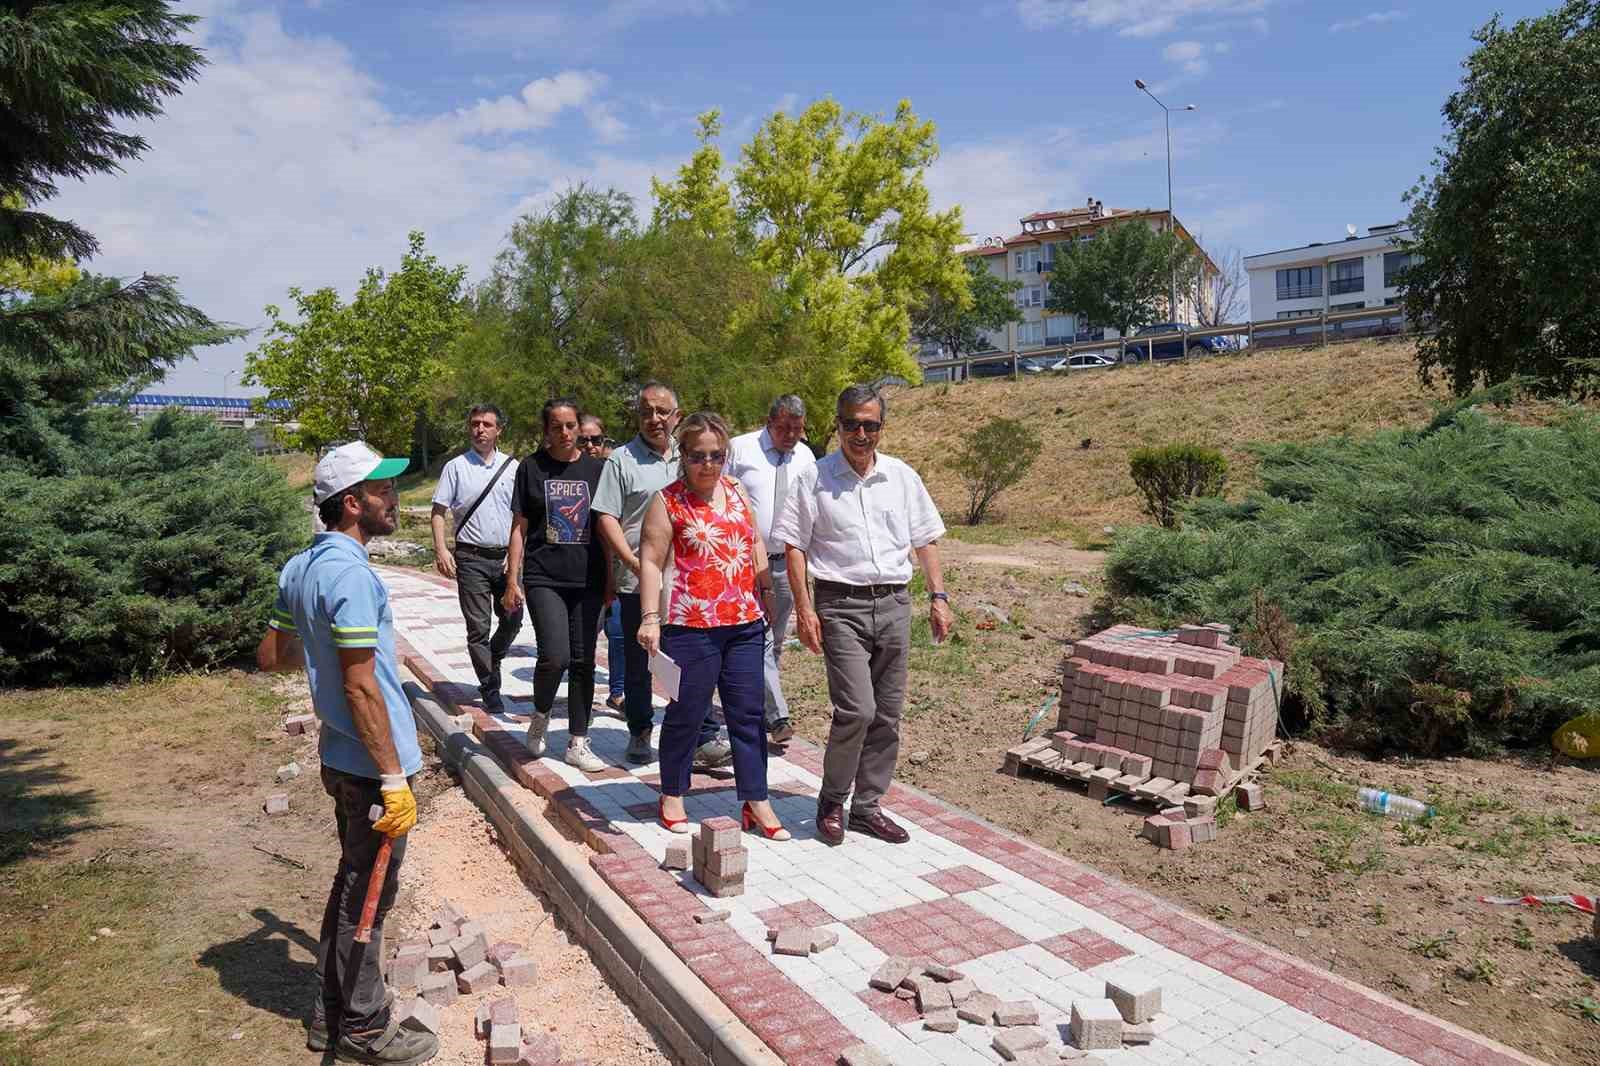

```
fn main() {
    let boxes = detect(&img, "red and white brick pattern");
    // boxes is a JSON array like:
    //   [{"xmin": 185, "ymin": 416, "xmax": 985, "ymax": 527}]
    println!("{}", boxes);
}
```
[{"xmin": 379, "ymin": 566, "xmax": 1548, "ymax": 1066}]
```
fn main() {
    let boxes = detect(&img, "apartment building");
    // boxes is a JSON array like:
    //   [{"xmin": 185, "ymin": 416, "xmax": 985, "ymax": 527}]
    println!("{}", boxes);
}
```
[
  {"xmin": 1244, "ymin": 223, "xmax": 1417, "ymax": 322},
  {"xmin": 957, "ymin": 199, "xmax": 1211, "ymax": 355}
]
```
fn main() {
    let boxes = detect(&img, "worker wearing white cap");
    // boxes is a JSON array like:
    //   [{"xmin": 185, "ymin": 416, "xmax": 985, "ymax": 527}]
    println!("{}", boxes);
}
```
[{"xmin": 256, "ymin": 441, "xmax": 438, "ymax": 1065}]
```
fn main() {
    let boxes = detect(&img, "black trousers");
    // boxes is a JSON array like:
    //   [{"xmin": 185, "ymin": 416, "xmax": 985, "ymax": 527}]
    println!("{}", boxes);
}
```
[
  {"xmin": 455, "ymin": 548, "xmax": 523, "ymax": 697},
  {"xmin": 313, "ymin": 766, "xmax": 411, "ymax": 1040},
  {"xmin": 527, "ymin": 584, "xmax": 603, "ymax": 736}
]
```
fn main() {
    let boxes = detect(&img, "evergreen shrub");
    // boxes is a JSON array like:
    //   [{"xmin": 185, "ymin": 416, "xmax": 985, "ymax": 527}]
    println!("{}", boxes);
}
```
[
  {"xmin": 0, "ymin": 408, "xmax": 305, "ymax": 684},
  {"xmin": 1128, "ymin": 443, "xmax": 1228, "ymax": 528},
  {"xmin": 1102, "ymin": 406, "xmax": 1600, "ymax": 754}
]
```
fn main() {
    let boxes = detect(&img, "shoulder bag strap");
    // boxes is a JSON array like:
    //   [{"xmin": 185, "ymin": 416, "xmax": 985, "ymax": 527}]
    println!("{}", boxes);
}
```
[{"xmin": 453, "ymin": 457, "xmax": 513, "ymax": 540}]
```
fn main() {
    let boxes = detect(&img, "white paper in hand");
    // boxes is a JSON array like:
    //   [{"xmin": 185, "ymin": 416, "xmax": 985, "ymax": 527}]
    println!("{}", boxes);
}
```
[{"xmin": 649, "ymin": 651, "xmax": 681, "ymax": 701}]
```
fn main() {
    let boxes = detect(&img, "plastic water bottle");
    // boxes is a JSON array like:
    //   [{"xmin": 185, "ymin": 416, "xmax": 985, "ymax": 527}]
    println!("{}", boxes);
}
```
[{"xmin": 1358, "ymin": 787, "xmax": 1433, "ymax": 820}]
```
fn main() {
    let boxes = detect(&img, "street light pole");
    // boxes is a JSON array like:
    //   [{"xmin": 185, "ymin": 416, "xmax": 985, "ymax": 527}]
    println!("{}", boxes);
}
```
[
  {"xmin": 1134, "ymin": 79, "xmax": 1196, "ymax": 322},
  {"xmin": 222, "ymin": 369, "xmax": 235, "ymax": 399}
]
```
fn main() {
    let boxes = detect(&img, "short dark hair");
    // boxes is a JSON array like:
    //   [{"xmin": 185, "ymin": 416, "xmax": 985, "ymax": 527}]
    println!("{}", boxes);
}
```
[
  {"xmin": 467, "ymin": 403, "xmax": 504, "ymax": 427},
  {"xmin": 541, "ymin": 397, "xmax": 579, "ymax": 431},
  {"xmin": 317, "ymin": 483, "xmax": 366, "ymax": 529},
  {"xmin": 836, "ymin": 383, "xmax": 886, "ymax": 423},
  {"xmin": 637, "ymin": 381, "xmax": 678, "ymax": 409},
  {"xmin": 579, "ymin": 413, "xmax": 605, "ymax": 432}
]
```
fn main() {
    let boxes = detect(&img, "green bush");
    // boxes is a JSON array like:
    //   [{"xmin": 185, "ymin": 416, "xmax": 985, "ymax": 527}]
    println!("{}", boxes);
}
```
[
  {"xmin": 1128, "ymin": 443, "xmax": 1228, "ymax": 528},
  {"xmin": 949, "ymin": 416, "xmax": 1044, "ymax": 525},
  {"xmin": 0, "ymin": 408, "xmax": 305, "ymax": 684},
  {"xmin": 1101, "ymin": 405, "xmax": 1600, "ymax": 754}
]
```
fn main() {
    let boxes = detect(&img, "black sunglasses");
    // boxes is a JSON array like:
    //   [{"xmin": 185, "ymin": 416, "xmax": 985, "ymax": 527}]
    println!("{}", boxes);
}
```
[
  {"xmin": 577, "ymin": 435, "xmax": 606, "ymax": 446},
  {"xmin": 684, "ymin": 450, "xmax": 727, "ymax": 466},
  {"xmin": 840, "ymin": 418, "xmax": 883, "ymax": 434}
]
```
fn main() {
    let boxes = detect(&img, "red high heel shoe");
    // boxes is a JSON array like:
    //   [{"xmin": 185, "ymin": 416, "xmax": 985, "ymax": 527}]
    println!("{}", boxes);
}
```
[
  {"xmin": 659, "ymin": 796, "xmax": 690, "ymax": 834},
  {"xmin": 742, "ymin": 801, "xmax": 791, "ymax": 841}
]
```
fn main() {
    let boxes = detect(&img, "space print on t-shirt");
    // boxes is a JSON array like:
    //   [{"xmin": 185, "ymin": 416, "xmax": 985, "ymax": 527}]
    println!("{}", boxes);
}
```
[{"xmin": 544, "ymin": 479, "xmax": 592, "ymax": 544}]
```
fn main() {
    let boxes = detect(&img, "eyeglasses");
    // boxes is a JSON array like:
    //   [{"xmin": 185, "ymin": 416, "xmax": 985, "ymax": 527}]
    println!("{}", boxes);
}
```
[
  {"xmin": 640, "ymin": 406, "xmax": 678, "ymax": 420},
  {"xmin": 576, "ymin": 435, "xmax": 605, "ymax": 446},
  {"xmin": 840, "ymin": 419, "xmax": 883, "ymax": 435},
  {"xmin": 684, "ymin": 450, "xmax": 727, "ymax": 466}
]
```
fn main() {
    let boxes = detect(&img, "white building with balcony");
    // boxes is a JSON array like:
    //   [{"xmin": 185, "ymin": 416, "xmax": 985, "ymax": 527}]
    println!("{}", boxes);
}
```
[
  {"xmin": 956, "ymin": 199, "xmax": 1213, "ymax": 356},
  {"xmin": 1244, "ymin": 223, "xmax": 1417, "ymax": 323}
]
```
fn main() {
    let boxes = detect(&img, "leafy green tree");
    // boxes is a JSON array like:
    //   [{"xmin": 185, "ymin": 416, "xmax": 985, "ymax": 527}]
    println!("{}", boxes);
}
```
[
  {"xmin": 651, "ymin": 100, "xmax": 970, "ymax": 427},
  {"xmin": 245, "ymin": 231, "xmax": 467, "ymax": 455},
  {"xmin": 1402, "ymin": 0, "xmax": 1600, "ymax": 398},
  {"xmin": 1045, "ymin": 222, "xmax": 1199, "ymax": 339},
  {"xmin": 949, "ymin": 417, "xmax": 1043, "ymax": 525},
  {"xmin": 912, "ymin": 257, "xmax": 1023, "ymax": 357},
  {"xmin": 1128, "ymin": 443, "xmax": 1228, "ymax": 529}
]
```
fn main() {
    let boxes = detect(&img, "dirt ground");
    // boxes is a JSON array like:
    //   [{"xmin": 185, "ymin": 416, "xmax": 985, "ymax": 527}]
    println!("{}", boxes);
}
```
[
  {"xmin": 0, "ymin": 671, "xmax": 672, "ymax": 1066},
  {"xmin": 779, "ymin": 538, "xmax": 1600, "ymax": 1066}
]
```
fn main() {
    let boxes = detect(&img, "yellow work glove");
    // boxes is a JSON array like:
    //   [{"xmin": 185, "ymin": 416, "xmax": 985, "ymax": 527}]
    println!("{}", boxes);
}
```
[{"xmin": 373, "ymin": 774, "xmax": 417, "ymax": 837}]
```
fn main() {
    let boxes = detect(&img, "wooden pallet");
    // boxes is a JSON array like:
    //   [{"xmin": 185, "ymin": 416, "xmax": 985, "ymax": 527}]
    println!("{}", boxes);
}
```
[{"xmin": 1004, "ymin": 737, "xmax": 1281, "ymax": 807}]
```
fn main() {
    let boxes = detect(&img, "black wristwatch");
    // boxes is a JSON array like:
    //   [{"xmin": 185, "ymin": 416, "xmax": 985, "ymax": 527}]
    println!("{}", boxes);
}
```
[{"xmin": 930, "ymin": 591, "xmax": 949, "ymax": 603}]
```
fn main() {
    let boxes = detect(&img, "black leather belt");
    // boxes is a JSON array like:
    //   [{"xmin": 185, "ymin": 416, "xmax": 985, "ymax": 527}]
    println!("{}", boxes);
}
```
[
  {"xmin": 814, "ymin": 579, "xmax": 907, "ymax": 598},
  {"xmin": 454, "ymin": 543, "xmax": 507, "ymax": 558}
]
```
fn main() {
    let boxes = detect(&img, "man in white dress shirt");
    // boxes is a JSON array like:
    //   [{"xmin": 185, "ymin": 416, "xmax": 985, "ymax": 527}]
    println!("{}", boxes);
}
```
[
  {"xmin": 430, "ymin": 404, "xmax": 520, "ymax": 713},
  {"xmin": 727, "ymin": 394, "xmax": 815, "ymax": 744},
  {"xmin": 774, "ymin": 384, "xmax": 953, "ymax": 847}
]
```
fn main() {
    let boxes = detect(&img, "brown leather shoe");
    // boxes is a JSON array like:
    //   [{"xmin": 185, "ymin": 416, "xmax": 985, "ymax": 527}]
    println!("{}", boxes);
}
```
[
  {"xmin": 769, "ymin": 721, "xmax": 795, "ymax": 744},
  {"xmin": 816, "ymin": 799, "xmax": 846, "ymax": 846},
  {"xmin": 847, "ymin": 808, "xmax": 910, "ymax": 844}
]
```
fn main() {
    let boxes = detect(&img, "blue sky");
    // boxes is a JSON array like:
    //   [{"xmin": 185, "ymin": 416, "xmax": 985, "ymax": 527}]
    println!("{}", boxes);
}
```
[{"xmin": 49, "ymin": 0, "xmax": 1550, "ymax": 392}]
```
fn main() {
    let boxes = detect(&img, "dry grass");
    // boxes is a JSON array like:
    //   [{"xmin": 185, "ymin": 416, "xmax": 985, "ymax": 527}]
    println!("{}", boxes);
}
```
[{"xmin": 885, "ymin": 338, "xmax": 1580, "ymax": 540}]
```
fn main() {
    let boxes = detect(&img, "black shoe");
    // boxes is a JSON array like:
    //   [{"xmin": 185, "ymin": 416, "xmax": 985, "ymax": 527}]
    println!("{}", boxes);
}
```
[
  {"xmin": 768, "ymin": 720, "xmax": 795, "ymax": 744},
  {"xmin": 817, "ymin": 799, "xmax": 846, "ymax": 846},
  {"xmin": 848, "ymin": 808, "xmax": 910, "ymax": 844},
  {"xmin": 334, "ymin": 1013, "xmax": 438, "ymax": 1065},
  {"xmin": 482, "ymin": 690, "xmax": 504, "ymax": 713}
]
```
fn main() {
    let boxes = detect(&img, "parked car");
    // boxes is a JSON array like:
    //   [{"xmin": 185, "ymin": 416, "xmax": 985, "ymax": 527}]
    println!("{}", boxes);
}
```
[
  {"xmin": 968, "ymin": 356, "xmax": 1015, "ymax": 378},
  {"xmin": 1020, "ymin": 355, "xmax": 1066, "ymax": 373},
  {"xmin": 1124, "ymin": 322, "xmax": 1227, "ymax": 361},
  {"xmin": 1064, "ymin": 352, "xmax": 1117, "ymax": 370}
]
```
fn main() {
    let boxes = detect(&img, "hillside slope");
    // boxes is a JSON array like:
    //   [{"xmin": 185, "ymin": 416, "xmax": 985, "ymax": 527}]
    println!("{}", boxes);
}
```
[{"xmin": 884, "ymin": 338, "xmax": 1567, "ymax": 539}]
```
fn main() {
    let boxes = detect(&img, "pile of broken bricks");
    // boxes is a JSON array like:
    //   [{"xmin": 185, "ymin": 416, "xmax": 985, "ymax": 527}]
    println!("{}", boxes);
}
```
[
  {"xmin": 264, "ymin": 714, "xmax": 320, "ymax": 815},
  {"xmin": 382, "ymin": 900, "xmax": 581, "ymax": 1063},
  {"xmin": 661, "ymin": 815, "xmax": 746, "ymax": 897},
  {"xmin": 836, "ymin": 960, "xmax": 1170, "ymax": 1065},
  {"xmin": 1137, "ymin": 781, "xmax": 1266, "ymax": 850}
]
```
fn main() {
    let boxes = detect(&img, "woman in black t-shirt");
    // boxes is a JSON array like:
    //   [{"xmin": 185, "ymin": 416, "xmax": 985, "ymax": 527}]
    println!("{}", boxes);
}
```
[{"xmin": 502, "ymin": 399, "xmax": 609, "ymax": 771}]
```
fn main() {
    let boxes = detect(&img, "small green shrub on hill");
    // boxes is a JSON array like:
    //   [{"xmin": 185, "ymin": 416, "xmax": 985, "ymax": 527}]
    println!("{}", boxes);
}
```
[
  {"xmin": 0, "ymin": 409, "xmax": 305, "ymax": 684},
  {"xmin": 1128, "ymin": 443, "xmax": 1228, "ymax": 528},
  {"xmin": 950, "ymin": 416, "xmax": 1043, "ymax": 525},
  {"xmin": 1102, "ymin": 405, "xmax": 1600, "ymax": 754}
]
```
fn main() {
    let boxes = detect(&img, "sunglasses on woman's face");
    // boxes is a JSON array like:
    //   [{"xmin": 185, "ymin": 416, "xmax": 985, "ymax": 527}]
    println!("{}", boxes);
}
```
[
  {"xmin": 577, "ymin": 435, "xmax": 605, "ymax": 446},
  {"xmin": 684, "ymin": 450, "xmax": 727, "ymax": 466}
]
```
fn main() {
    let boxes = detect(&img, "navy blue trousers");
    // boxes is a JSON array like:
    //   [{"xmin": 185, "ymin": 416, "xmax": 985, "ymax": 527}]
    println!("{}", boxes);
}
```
[{"xmin": 658, "ymin": 620, "xmax": 768, "ymax": 801}]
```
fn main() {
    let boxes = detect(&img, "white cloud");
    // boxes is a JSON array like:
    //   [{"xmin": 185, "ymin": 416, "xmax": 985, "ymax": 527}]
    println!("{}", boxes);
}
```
[
  {"xmin": 1017, "ymin": 0, "xmax": 1270, "ymax": 38},
  {"xmin": 45, "ymin": 6, "xmax": 668, "ymax": 392},
  {"xmin": 1163, "ymin": 40, "xmax": 1210, "ymax": 77},
  {"xmin": 452, "ymin": 70, "xmax": 606, "ymax": 135},
  {"xmin": 1330, "ymin": 9, "xmax": 1407, "ymax": 32}
]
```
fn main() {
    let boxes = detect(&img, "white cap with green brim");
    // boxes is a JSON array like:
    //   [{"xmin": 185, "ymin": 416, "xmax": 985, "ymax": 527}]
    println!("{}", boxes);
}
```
[{"xmin": 312, "ymin": 441, "xmax": 409, "ymax": 504}]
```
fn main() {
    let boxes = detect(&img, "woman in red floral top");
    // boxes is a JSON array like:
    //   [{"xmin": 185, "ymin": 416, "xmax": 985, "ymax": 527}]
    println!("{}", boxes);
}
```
[{"xmin": 638, "ymin": 412, "xmax": 789, "ymax": 840}]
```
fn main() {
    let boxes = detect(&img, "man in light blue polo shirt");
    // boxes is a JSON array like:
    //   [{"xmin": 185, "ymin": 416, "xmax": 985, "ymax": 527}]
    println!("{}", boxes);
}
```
[{"xmin": 257, "ymin": 441, "xmax": 437, "ymax": 1066}]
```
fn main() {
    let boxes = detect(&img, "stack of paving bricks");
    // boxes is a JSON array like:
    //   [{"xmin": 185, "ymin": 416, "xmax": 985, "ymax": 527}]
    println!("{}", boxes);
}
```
[
  {"xmin": 1013, "ymin": 622, "xmax": 1280, "ymax": 800},
  {"xmin": 690, "ymin": 816, "xmax": 746, "ymax": 897},
  {"xmin": 385, "ymin": 899, "xmax": 538, "ymax": 1040},
  {"xmin": 847, "ymin": 958, "xmax": 1059, "ymax": 1065}
]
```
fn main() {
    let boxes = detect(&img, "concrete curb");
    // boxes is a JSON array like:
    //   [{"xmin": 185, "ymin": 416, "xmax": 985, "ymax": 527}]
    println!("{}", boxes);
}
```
[{"xmin": 404, "ymin": 682, "xmax": 782, "ymax": 1066}]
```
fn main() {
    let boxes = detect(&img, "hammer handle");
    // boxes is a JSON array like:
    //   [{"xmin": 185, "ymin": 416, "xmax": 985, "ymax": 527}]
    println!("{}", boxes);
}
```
[{"xmin": 353, "ymin": 835, "xmax": 393, "ymax": 944}]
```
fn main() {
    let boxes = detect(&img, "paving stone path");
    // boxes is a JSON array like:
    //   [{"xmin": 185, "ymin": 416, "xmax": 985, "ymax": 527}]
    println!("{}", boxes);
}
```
[{"xmin": 380, "ymin": 565, "xmax": 1546, "ymax": 1066}]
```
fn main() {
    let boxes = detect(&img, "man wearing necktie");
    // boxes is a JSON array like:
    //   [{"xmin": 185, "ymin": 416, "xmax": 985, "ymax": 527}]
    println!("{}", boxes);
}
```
[{"xmin": 728, "ymin": 395, "xmax": 815, "ymax": 744}]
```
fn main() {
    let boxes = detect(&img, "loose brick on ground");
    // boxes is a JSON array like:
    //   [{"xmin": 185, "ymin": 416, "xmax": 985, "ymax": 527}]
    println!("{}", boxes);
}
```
[
  {"xmin": 456, "ymin": 960, "xmax": 498, "ymax": 994},
  {"xmin": 1070, "ymin": 998, "xmax": 1123, "ymax": 1050},
  {"xmin": 914, "ymin": 979, "xmax": 954, "ymax": 1014},
  {"xmin": 390, "ymin": 943, "xmax": 428, "ymax": 988},
  {"xmin": 692, "ymin": 909, "xmax": 731, "ymax": 924},
  {"xmin": 924, "ymin": 961, "xmax": 964, "ymax": 982},
  {"xmin": 662, "ymin": 839, "xmax": 690, "ymax": 870},
  {"xmin": 1237, "ymin": 781, "xmax": 1266, "ymax": 810},
  {"xmin": 699, "ymin": 816, "xmax": 741, "ymax": 852},
  {"xmin": 923, "ymin": 1008, "xmax": 959, "ymax": 1033},
  {"xmin": 994, "ymin": 999, "xmax": 1039, "ymax": 1026},
  {"xmin": 486, "ymin": 940, "xmax": 523, "ymax": 967},
  {"xmin": 474, "ymin": 999, "xmax": 492, "ymax": 1039},
  {"xmin": 991, "ymin": 1026, "xmax": 1047, "ymax": 1060},
  {"xmin": 516, "ymin": 1032, "xmax": 562, "ymax": 1066},
  {"xmin": 1124, "ymin": 1021, "xmax": 1155, "ymax": 1044},
  {"xmin": 489, "ymin": 997, "xmax": 517, "ymax": 1027},
  {"xmin": 1188, "ymin": 815, "xmax": 1219, "ymax": 843},
  {"xmin": 1105, "ymin": 974, "xmax": 1162, "ymax": 1023},
  {"xmin": 450, "ymin": 930, "xmax": 487, "ymax": 971},
  {"xmin": 488, "ymin": 1021, "xmax": 521, "ymax": 1064},
  {"xmin": 263, "ymin": 793, "xmax": 290, "ymax": 815},
  {"xmin": 427, "ymin": 926, "xmax": 456, "ymax": 948},
  {"xmin": 810, "ymin": 927, "xmax": 839, "ymax": 952},
  {"xmin": 957, "ymin": 991, "xmax": 1000, "ymax": 1024},
  {"xmin": 772, "ymin": 928, "xmax": 812, "ymax": 957},
  {"xmin": 870, "ymin": 956, "xmax": 915, "ymax": 992},
  {"xmin": 499, "ymin": 955, "xmax": 536, "ymax": 987},
  {"xmin": 425, "ymin": 944, "xmax": 453, "ymax": 972},
  {"xmin": 946, "ymin": 977, "xmax": 976, "ymax": 1004},
  {"xmin": 418, "ymin": 970, "xmax": 457, "ymax": 1007}
]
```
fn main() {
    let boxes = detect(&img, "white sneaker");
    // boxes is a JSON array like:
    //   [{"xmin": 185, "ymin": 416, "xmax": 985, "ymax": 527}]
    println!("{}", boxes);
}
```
[
  {"xmin": 524, "ymin": 712, "xmax": 550, "ymax": 758},
  {"xmin": 564, "ymin": 735, "xmax": 606, "ymax": 772}
]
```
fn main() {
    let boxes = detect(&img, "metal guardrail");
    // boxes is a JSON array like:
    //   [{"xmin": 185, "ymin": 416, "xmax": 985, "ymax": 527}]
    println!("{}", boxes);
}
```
[{"xmin": 920, "ymin": 305, "xmax": 1418, "ymax": 381}]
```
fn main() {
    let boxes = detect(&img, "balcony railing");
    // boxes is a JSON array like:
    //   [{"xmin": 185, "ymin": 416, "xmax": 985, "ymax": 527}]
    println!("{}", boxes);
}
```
[
  {"xmin": 1329, "ymin": 277, "xmax": 1365, "ymax": 295},
  {"xmin": 1276, "ymin": 284, "xmax": 1322, "ymax": 300}
]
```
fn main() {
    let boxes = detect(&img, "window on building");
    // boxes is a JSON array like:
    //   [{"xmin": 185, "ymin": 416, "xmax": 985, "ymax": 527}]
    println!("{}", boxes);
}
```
[
  {"xmin": 1276, "ymin": 309, "xmax": 1319, "ymax": 320},
  {"xmin": 1384, "ymin": 297, "xmax": 1401, "ymax": 307},
  {"xmin": 1328, "ymin": 257, "xmax": 1364, "ymax": 295},
  {"xmin": 1042, "ymin": 241, "xmax": 1068, "ymax": 271},
  {"xmin": 1014, "ymin": 247, "xmax": 1042, "ymax": 275},
  {"xmin": 1331, "ymin": 302, "xmax": 1365, "ymax": 311},
  {"xmin": 1015, "ymin": 286, "xmax": 1043, "ymax": 309},
  {"xmin": 1383, "ymin": 251, "xmax": 1416, "ymax": 288},
  {"xmin": 1044, "ymin": 315, "xmax": 1074, "ymax": 346},
  {"xmin": 1017, "ymin": 321, "xmax": 1044, "ymax": 347},
  {"xmin": 1275, "ymin": 266, "xmax": 1322, "ymax": 300},
  {"xmin": 1075, "ymin": 320, "xmax": 1105, "ymax": 341}
]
